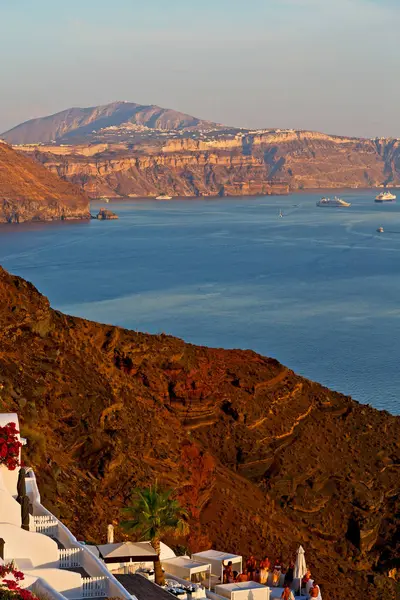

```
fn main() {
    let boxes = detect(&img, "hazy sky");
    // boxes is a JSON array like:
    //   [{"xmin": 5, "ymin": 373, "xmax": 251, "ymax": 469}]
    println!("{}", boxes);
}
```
[{"xmin": 1, "ymin": 0, "xmax": 399, "ymax": 137}]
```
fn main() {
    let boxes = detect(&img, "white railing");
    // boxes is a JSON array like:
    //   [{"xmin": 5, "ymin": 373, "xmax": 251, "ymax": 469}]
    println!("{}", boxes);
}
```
[
  {"xmin": 34, "ymin": 515, "xmax": 59, "ymax": 536},
  {"xmin": 59, "ymin": 548, "xmax": 82, "ymax": 568},
  {"xmin": 82, "ymin": 577, "xmax": 107, "ymax": 598},
  {"xmin": 27, "ymin": 467, "xmax": 132, "ymax": 599}
]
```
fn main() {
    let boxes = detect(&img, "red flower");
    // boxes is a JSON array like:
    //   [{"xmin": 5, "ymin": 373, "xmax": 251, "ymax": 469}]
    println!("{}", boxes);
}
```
[
  {"xmin": 19, "ymin": 590, "xmax": 35, "ymax": 600},
  {"xmin": 0, "ymin": 423, "xmax": 21, "ymax": 470},
  {"xmin": 3, "ymin": 579, "xmax": 19, "ymax": 590}
]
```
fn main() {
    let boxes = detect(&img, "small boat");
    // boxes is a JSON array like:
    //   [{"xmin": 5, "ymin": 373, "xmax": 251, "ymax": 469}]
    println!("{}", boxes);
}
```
[
  {"xmin": 317, "ymin": 196, "xmax": 351, "ymax": 207},
  {"xmin": 156, "ymin": 194, "xmax": 173, "ymax": 200},
  {"xmin": 279, "ymin": 210, "xmax": 283, "ymax": 218},
  {"xmin": 100, "ymin": 196, "xmax": 110, "ymax": 203},
  {"xmin": 377, "ymin": 226, "xmax": 384, "ymax": 233},
  {"xmin": 375, "ymin": 191, "xmax": 396, "ymax": 202}
]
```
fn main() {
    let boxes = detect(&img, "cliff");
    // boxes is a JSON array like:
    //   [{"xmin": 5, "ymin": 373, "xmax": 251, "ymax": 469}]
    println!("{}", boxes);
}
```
[
  {"xmin": 1, "ymin": 101, "xmax": 221, "ymax": 145},
  {"xmin": 31, "ymin": 147, "xmax": 289, "ymax": 197},
  {"xmin": 16, "ymin": 130, "xmax": 400, "ymax": 198},
  {"xmin": 0, "ymin": 266, "xmax": 399, "ymax": 599},
  {"xmin": 0, "ymin": 142, "xmax": 90, "ymax": 223}
]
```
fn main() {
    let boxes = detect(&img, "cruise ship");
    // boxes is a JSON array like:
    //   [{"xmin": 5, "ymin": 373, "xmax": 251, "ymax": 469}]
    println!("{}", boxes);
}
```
[
  {"xmin": 317, "ymin": 197, "xmax": 351, "ymax": 207},
  {"xmin": 375, "ymin": 191, "xmax": 396, "ymax": 202}
]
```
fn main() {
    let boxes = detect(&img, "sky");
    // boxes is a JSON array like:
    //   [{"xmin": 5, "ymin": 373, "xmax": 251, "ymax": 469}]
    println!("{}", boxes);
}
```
[{"xmin": 1, "ymin": 0, "xmax": 399, "ymax": 137}]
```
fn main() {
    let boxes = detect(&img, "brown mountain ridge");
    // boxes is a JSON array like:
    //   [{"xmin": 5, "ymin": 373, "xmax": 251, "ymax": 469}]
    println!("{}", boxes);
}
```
[
  {"xmin": 0, "ymin": 266, "xmax": 399, "ymax": 599},
  {"xmin": 2, "ymin": 101, "xmax": 221, "ymax": 145}
]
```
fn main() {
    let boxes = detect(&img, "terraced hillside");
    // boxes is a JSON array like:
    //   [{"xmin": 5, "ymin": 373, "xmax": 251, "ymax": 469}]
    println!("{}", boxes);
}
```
[{"xmin": 0, "ymin": 266, "xmax": 399, "ymax": 599}]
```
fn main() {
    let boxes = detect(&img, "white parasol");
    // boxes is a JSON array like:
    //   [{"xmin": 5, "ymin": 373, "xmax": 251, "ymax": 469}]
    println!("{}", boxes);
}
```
[{"xmin": 293, "ymin": 545, "xmax": 307, "ymax": 595}]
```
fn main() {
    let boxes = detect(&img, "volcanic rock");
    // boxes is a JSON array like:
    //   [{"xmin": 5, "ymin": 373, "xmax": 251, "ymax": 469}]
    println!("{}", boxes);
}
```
[
  {"xmin": 96, "ymin": 208, "xmax": 118, "ymax": 220},
  {"xmin": 0, "ymin": 266, "xmax": 398, "ymax": 600},
  {"xmin": 0, "ymin": 141, "xmax": 89, "ymax": 223}
]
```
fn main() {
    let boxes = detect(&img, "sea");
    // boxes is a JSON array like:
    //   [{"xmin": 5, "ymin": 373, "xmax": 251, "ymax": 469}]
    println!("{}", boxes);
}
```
[{"xmin": 0, "ymin": 191, "xmax": 399, "ymax": 415}]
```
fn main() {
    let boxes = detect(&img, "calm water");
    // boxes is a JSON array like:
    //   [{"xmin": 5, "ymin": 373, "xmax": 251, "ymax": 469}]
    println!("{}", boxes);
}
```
[{"xmin": 0, "ymin": 191, "xmax": 399, "ymax": 414}]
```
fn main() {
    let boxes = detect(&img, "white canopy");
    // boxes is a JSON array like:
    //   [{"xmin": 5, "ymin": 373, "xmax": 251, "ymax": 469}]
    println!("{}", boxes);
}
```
[
  {"xmin": 215, "ymin": 582, "xmax": 270, "ymax": 600},
  {"xmin": 163, "ymin": 556, "xmax": 211, "ymax": 576},
  {"xmin": 97, "ymin": 542, "xmax": 157, "ymax": 563},
  {"xmin": 192, "ymin": 550, "xmax": 242, "ymax": 583},
  {"xmin": 163, "ymin": 556, "xmax": 212, "ymax": 583}
]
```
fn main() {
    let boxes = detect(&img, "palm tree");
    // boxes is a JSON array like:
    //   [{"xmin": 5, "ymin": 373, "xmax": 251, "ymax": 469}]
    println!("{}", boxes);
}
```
[{"xmin": 121, "ymin": 483, "xmax": 189, "ymax": 585}]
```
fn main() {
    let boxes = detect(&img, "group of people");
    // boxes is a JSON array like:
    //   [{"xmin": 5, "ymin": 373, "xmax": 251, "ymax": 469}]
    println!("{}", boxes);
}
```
[{"xmin": 222, "ymin": 557, "xmax": 321, "ymax": 600}]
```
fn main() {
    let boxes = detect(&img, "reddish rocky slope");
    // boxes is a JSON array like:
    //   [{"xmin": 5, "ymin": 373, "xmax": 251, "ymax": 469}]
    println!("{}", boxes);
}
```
[
  {"xmin": 0, "ymin": 266, "xmax": 398, "ymax": 599},
  {"xmin": 0, "ymin": 142, "xmax": 89, "ymax": 222}
]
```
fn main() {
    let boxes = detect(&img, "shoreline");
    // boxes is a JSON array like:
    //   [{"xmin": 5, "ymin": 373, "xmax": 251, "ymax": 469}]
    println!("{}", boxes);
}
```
[{"xmin": 90, "ymin": 187, "xmax": 382, "ymax": 202}]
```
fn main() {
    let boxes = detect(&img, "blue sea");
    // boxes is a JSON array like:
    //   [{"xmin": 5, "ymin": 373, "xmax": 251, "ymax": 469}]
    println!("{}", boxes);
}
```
[{"xmin": 0, "ymin": 191, "xmax": 399, "ymax": 415}]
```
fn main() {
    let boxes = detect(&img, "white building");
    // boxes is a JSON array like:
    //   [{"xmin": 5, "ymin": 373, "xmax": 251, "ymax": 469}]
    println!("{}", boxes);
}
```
[{"xmin": 0, "ymin": 413, "xmax": 133, "ymax": 600}]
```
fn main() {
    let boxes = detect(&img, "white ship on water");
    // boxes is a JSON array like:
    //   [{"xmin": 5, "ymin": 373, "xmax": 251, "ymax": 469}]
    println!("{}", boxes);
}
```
[
  {"xmin": 375, "ymin": 191, "xmax": 396, "ymax": 202},
  {"xmin": 317, "ymin": 196, "xmax": 351, "ymax": 207}
]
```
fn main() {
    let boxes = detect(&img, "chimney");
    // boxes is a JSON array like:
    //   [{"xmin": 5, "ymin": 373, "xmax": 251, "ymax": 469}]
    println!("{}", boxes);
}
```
[{"xmin": 107, "ymin": 524, "xmax": 114, "ymax": 544}]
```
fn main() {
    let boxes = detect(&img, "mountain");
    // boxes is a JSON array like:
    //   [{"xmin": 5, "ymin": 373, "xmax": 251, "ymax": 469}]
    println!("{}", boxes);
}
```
[
  {"xmin": 19, "ymin": 130, "xmax": 400, "ymax": 198},
  {"xmin": 1, "ymin": 101, "xmax": 221, "ymax": 145},
  {"xmin": 0, "ymin": 141, "xmax": 89, "ymax": 222},
  {"xmin": 0, "ymin": 265, "xmax": 398, "ymax": 599}
]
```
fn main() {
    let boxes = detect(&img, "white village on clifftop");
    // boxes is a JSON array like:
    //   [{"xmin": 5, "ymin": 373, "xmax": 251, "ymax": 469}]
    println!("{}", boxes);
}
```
[{"xmin": 0, "ymin": 414, "xmax": 321, "ymax": 600}]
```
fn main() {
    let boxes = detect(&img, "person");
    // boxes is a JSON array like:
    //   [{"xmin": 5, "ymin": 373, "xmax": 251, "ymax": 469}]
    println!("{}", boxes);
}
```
[
  {"xmin": 236, "ymin": 569, "xmax": 249, "ymax": 583},
  {"xmin": 272, "ymin": 561, "xmax": 282, "ymax": 587},
  {"xmin": 223, "ymin": 561, "xmax": 234, "ymax": 584},
  {"xmin": 259, "ymin": 560, "xmax": 268, "ymax": 585},
  {"xmin": 281, "ymin": 584, "xmax": 295, "ymax": 600},
  {"xmin": 309, "ymin": 583, "xmax": 321, "ymax": 600},
  {"xmin": 253, "ymin": 569, "xmax": 261, "ymax": 583},
  {"xmin": 246, "ymin": 555, "xmax": 257, "ymax": 580},
  {"xmin": 302, "ymin": 569, "xmax": 311, "ymax": 586},
  {"xmin": 263, "ymin": 557, "xmax": 271, "ymax": 572},
  {"xmin": 285, "ymin": 562, "xmax": 294, "ymax": 585}
]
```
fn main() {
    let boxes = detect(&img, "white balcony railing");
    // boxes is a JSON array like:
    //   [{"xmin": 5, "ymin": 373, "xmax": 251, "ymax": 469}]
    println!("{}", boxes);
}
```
[
  {"xmin": 82, "ymin": 577, "xmax": 107, "ymax": 598},
  {"xmin": 59, "ymin": 548, "xmax": 82, "ymax": 568},
  {"xmin": 34, "ymin": 515, "xmax": 59, "ymax": 536}
]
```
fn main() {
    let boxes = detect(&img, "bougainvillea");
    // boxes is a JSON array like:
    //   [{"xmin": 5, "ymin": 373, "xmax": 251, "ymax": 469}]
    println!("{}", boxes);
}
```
[
  {"xmin": 0, "ymin": 563, "xmax": 36, "ymax": 600},
  {"xmin": 0, "ymin": 422, "xmax": 22, "ymax": 471}
]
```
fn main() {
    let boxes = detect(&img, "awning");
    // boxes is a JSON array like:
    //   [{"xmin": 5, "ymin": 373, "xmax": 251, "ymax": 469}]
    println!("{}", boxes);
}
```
[
  {"xmin": 97, "ymin": 541, "xmax": 158, "ymax": 564},
  {"xmin": 163, "ymin": 556, "xmax": 212, "ymax": 577},
  {"xmin": 191, "ymin": 550, "xmax": 242, "ymax": 582}
]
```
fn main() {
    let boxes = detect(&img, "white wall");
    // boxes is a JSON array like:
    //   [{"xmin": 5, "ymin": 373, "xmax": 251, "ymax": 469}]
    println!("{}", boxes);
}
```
[
  {"xmin": 29, "ymin": 576, "xmax": 69, "ymax": 600},
  {"xmin": 231, "ymin": 589, "xmax": 270, "ymax": 600},
  {"xmin": 0, "ymin": 523, "xmax": 59, "ymax": 568},
  {"xmin": 24, "ymin": 568, "xmax": 82, "ymax": 598},
  {"xmin": 0, "ymin": 489, "xmax": 22, "ymax": 526}
]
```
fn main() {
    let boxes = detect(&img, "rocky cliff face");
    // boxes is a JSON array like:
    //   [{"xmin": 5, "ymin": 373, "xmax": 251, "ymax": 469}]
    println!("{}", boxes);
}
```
[
  {"xmin": 31, "ymin": 147, "xmax": 289, "ymax": 197},
  {"xmin": 0, "ymin": 266, "xmax": 399, "ymax": 599},
  {"xmin": 17, "ymin": 130, "xmax": 400, "ymax": 198},
  {"xmin": 0, "ymin": 142, "xmax": 90, "ymax": 223}
]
